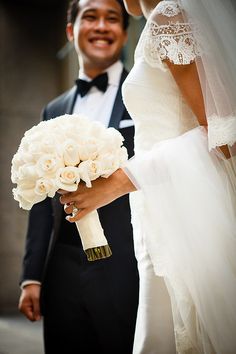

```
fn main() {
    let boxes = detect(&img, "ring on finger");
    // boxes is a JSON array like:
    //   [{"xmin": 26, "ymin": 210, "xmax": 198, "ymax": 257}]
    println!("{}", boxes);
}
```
[{"xmin": 72, "ymin": 206, "xmax": 80, "ymax": 217}]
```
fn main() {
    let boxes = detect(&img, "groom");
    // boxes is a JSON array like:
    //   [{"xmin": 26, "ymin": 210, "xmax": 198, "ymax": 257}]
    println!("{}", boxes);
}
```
[{"xmin": 18, "ymin": 0, "xmax": 139, "ymax": 353}]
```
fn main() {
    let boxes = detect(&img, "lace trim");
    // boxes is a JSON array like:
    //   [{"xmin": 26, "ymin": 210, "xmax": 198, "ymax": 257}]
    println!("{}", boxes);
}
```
[
  {"xmin": 143, "ymin": 21, "xmax": 201, "ymax": 68},
  {"xmin": 208, "ymin": 115, "xmax": 236, "ymax": 149},
  {"xmin": 156, "ymin": 1, "xmax": 181, "ymax": 17}
]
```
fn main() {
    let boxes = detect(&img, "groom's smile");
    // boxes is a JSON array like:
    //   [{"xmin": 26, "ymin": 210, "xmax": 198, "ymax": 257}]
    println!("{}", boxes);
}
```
[{"xmin": 67, "ymin": 0, "xmax": 128, "ymax": 74}]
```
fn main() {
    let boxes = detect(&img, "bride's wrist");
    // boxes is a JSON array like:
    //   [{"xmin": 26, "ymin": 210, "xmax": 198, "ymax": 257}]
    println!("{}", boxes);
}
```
[{"xmin": 110, "ymin": 169, "xmax": 136, "ymax": 198}]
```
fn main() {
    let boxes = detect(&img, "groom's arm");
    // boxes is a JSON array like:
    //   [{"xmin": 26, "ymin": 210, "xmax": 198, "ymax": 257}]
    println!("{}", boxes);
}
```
[
  {"xmin": 19, "ymin": 197, "xmax": 53, "ymax": 321},
  {"xmin": 20, "ymin": 105, "xmax": 54, "ymax": 284},
  {"xmin": 19, "ymin": 284, "xmax": 41, "ymax": 322},
  {"xmin": 18, "ymin": 97, "xmax": 65, "ymax": 321},
  {"xmin": 20, "ymin": 197, "xmax": 53, "ymax": 283}
]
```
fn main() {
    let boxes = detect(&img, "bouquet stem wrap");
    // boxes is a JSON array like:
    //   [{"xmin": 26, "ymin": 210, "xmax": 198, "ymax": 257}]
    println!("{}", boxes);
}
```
[{"xmin": 74, "ymin": 209, "xmax": 112, "ymax": 261}]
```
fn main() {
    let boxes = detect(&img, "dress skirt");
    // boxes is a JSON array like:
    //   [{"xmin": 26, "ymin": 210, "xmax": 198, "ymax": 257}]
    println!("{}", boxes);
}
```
[{"xmin": 124, "ymin": 126, "xmax": 236, "ymax": 353}]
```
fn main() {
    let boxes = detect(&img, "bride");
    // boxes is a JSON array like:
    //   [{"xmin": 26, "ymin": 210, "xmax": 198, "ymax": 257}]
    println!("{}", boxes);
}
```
[{"xmin": 61, "ymin": 0, "xmax": 236, "ymax": 353}]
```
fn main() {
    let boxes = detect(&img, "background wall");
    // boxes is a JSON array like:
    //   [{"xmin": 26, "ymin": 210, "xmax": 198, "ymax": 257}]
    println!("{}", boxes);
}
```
[
  {"xmin": 0, "ymin": 0, "xmax": 144, "ymax": 312},
  {"xmin": 0, "ymin": 0, "xmax": 67, "ymax": 312}
]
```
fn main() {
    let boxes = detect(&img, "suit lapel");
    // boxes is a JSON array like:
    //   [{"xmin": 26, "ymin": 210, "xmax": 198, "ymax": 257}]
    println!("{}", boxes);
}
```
[
  {"xmin": 108, "ymin": 68, "xmax": 128, "ymax": 129},
  {"xmin": 62, "ymin": 86, "xmax": 78, "ymax": 114}
]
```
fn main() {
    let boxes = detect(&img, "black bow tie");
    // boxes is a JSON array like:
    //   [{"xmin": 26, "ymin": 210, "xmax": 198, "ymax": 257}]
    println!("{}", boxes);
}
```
[{"xmin": 75, "ymin": 72, "xmax": 108, "ymax": 97}]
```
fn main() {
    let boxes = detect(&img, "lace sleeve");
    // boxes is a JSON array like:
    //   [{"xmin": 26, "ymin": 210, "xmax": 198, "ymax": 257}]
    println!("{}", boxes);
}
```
[
  {"xmin": 142, "ymin": 1, "xmax": 201, "ymax": 69},
  {"xmin": 207, "ymin": 114, "xmax": 236, "ymax": 149}
]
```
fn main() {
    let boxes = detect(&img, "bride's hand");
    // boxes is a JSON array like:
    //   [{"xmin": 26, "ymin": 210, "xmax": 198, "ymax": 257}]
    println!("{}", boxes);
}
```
[{"xmin": 60, "ymin": 169, "xmax": 136, "ymax": 222}]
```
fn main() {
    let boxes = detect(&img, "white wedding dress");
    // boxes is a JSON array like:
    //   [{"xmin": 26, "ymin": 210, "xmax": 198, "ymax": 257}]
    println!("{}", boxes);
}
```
[{"xmin": 122, "ymin": 1, "xmax": 236, "ymax": 353}]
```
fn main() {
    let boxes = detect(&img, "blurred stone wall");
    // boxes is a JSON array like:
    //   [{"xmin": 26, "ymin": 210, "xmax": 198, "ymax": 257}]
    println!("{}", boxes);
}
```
[{"xmin": 0, "ymin": 0, "xmax": 67, "ymax": 312}]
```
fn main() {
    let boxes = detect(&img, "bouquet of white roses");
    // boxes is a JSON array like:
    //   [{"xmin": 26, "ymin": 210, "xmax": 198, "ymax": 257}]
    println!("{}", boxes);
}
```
[{"xmin": 11, "ymin": 113, "xmax": 128, "ymax": 261}]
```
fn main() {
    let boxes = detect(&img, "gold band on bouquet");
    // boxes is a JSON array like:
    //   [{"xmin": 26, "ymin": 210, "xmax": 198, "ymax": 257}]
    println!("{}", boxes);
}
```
[
  {"xmin": 85, "ymin": 245, "xmax": 112, "ymax": 261},
  {"xmin": 75, "ymin": 210, "xmax": 112, "ymax": 262}
]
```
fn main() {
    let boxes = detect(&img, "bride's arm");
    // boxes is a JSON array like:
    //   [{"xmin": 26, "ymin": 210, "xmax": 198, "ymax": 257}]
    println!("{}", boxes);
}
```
[
  {"xmin": 165, "ymin": 60, "xmax": 230, "ymax": 158},
  {"xmin": 60, "ymin": 168, "xmax": 136, "ymax": 222},
  {"xmin": 165, "ymin": 61, "xmax": 207, "ymax": 127}
]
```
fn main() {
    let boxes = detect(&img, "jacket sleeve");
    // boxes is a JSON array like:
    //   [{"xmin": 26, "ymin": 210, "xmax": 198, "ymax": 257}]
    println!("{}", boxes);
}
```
[
  {"xmin": 20, "ymin": 197, "xmax": 53, "ymax": 283},
  {"xmin": 19, "ymin": 107, "xmax": 53, "ymax": 284}
]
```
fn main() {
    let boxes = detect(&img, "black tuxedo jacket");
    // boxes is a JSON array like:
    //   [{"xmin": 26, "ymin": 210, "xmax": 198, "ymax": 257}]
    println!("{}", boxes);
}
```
[{"xmin": 20, "ymin": 68, "xmax": 135, "ymax": 284}]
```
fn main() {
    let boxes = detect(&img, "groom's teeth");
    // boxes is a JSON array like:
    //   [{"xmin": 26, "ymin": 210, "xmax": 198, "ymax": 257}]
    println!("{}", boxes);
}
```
[{"xmin": 94, "ymin": 40, "xmax": 109, "ymax": 44}]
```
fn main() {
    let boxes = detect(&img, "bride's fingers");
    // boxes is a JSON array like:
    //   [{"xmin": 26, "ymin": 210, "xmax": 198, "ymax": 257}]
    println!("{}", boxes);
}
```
[
  {"xmin": 63, "ymin": 203, "xmax": 74, "ymax": 214},
  {"xmin": 60, "ymin": 184, "xmax": 88, "ymax": 205},
  {"xmin": 65, "ymin": 208, "xmax": 88, "ymax": 222},
  {"xmin": 60, "ymin": 194, "xmax": 78, "ymax": 205},
  {"xmin": 64, "ymin": 202, "xmax": 82, "ymax": 215}
]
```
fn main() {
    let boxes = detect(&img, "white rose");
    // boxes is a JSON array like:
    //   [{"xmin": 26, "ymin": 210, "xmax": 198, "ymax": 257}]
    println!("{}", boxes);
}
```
[
  {"xmin": 11, "ymin": 168, "xmax": 18, "ymax": 184},
  {"xmin": 78, "ymin": 138, "xmax": 101, "ymax": 161},
  {"xmin": 36, "ymin": 154, "xmax": 64, "ymax": 177},
  {"xmin": 99, "ymin": 154, "xmax": 120, "ymax": 178},
  {"xmin": 118, "ymin": 146, "xmax": 128, "ymax": 165},
  {"xmin": 13, "ymin": 180, "xmax": 46, "ymax": 209},
  {"xmin": 88, "ymin": 121, "xmax": 106, "ymax": 139},
  {"xmin": 23, "ymin": 152, "xmax": 36, "ymax": 164},
  {"xmin": 19, "ymin": 136, "xmax": 30, "ymax": 152},
  {"xmin": 34, "ymin": 178, "xmax": 57, "ymax": 198},
  {"xmin": 62, "ymin": 139, "xmax": 80, "ymax": 166},
  {"xmin": 50, "ymin": 114, "xmax": 89, "ymax": 142},
  {"xmin": 23, "ymin": 131, "xmax": 45, "ymax": 150},
  {"xmin": 13, "ymin": 147, "xmax": 36, "ymax": 164},
  {"xmin": 12, "ymin": 188, "xmax": 34, "ymax": 210},
  {"xmin": 11, "ymin": 154, "xmax": 26, "ymax": 183},
  {"xmin": 70, "ymin": 113, "xmax": 90, "ymax": 130},
  {"xmin": 78, "ymin": 160, "xmax": 102, "ymax": 187},
  {"xmin": 103, "ymin": 128, "xmax": 124, "ymax": 150},
  {"xmin": 55, "ymin": 166, "xmax": 80, "ymax": 191},
  {"xmin": 11, "ymin": 153, "xmax": 25, "ymax": 170},
  {"xmin": 28, "ymin": 138, "xmax": 60, "ymax": 159},
  {"xmin": 17, "ymin": 163, "xmax": 39, "ymax": 182}
]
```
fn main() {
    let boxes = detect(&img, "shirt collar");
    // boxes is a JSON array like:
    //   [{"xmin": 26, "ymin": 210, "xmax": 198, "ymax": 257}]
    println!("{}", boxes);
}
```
[{"xmin": 78, "ymin": 61, "xmax": 123, "ymax": 87}]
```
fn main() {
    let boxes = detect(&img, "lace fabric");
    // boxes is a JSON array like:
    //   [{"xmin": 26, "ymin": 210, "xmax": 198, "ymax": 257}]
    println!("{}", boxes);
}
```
[
  {"xmin": 144, "ymin": 20, "xmax": 200, "ymax": 67},
  {"xmin": 155, "ymin": 0, "xmax": 181, "ymax": 17},
  {"xmin": 136, "ymin": 0, "xmax": 236, "ymax": 156},
  {"xmin": 137, "ymin": 1, "xmax": 201, "ymax": 69},
  {"xmin": 208, "ymin": 114, "xmax": 236, "ymax": 149}
]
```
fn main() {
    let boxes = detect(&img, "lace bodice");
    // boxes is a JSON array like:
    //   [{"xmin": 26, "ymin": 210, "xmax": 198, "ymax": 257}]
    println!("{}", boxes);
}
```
[
  {"xmin": 122, "ymin": 0, "xmax": 198, "ymax": 152},
  {"xmin": 123, "ymin": 0, "xmax": 236, "ymax": 151}
]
